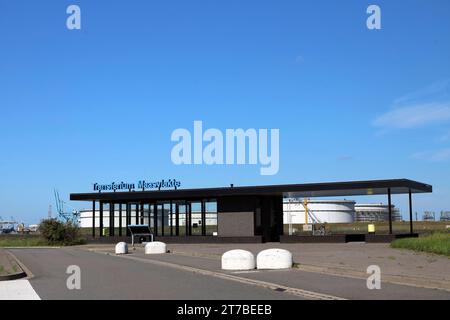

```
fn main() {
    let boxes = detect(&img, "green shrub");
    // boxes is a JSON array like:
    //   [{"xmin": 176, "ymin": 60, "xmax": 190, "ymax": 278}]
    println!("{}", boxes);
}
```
[{"xmin": 39, "ymin": 219, "xmax": 85, "ymax": 246}]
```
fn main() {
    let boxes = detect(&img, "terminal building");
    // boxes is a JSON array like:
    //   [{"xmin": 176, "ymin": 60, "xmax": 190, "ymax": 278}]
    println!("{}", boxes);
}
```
[
  {"xmin": 80, "ymin": 200, "xmax": 401, "ymax": 230},
  {"xmin": 70, "ymin": 179, "xmax": 432, "ymax": 243}
]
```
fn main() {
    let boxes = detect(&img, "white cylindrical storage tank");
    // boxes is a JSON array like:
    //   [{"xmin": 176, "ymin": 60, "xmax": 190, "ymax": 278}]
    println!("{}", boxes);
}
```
[
  {"xmin": 283, "ymin": 200, "xmax": 355, "ymax": 224},
  {"xmin": 78, "ymin": 209, "xmax": 94, "ymax": 228},
  {"xmin": 78, "ymin": 209, "xmax": 128, "ymax": 229},
  {"xmin": 78, "ymin": 208, "xmax": 141, "ymax": 229},
  {"xmin": 354, "ymin": 203, "xmax": 401, "ymax": 222}
]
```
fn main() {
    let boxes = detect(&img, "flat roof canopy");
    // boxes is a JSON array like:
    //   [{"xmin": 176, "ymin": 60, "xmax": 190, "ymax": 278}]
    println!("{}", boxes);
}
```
[{"xmin": 70, "ymin": 179, "xmax": 432, "ymax": 202}]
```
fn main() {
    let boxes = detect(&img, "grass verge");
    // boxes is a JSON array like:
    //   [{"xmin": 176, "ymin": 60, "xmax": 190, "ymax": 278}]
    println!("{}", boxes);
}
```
[
  {"xmin": 0, "ymin": 236, "xmax": 52, "ymax": 247},
  {"xmin": 391, "ymin": 232, "xmax": 450, "ymax": 257}
]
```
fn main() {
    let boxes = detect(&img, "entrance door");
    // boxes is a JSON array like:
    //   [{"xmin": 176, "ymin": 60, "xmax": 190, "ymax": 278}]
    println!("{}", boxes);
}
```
[{"xmin": 155, "ymin": 202, "xmax": 172, "ymax": 236}]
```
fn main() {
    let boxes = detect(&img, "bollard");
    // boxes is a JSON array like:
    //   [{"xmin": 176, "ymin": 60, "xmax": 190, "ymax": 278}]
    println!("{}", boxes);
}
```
[
  {"xmin": 256, "ymin": 249, "xmax": 292, "ymax": 270},
  {"xmin": 115, "ymin": 242, "xmax": 128, "ymax": 255},
  {"xmin": 144, "ymin": 241, "xmax": 167, "ymax": 254},
  {"xmin": 221, "ymin": 249, "xmax": 255, "ymax": 271}
]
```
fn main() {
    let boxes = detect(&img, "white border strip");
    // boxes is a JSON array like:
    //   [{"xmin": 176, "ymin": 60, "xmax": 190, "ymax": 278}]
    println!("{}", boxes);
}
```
[{"xmin": 0, "ymin": 280, "xmax": 41, "ymax": 300}]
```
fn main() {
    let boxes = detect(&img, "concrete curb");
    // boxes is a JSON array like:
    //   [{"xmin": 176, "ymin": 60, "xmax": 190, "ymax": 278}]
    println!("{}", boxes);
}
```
[
  {"xmin": 0, "ymin": 251, "xmax": 28, "ymax": 281},
  {"xmin": 5, "ymin": 250, "xmax": 34, "ymax": 280},
  {"xmin": 0, "ymin": 271, "xmax": 27, "ymax": 281}
]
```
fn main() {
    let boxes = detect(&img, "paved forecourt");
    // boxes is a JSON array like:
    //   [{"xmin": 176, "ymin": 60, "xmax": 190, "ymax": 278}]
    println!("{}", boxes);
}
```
[
  {"xmin": 8, "ymin": 245, "xmax": 450, "ymax": 300},
  {"xmin": 8, "ymin": 248, "xmax": 301, "ymax": 300},
  {"xmin": 90, "ymin": 246, "xmax": 450, "ymax": 300}
]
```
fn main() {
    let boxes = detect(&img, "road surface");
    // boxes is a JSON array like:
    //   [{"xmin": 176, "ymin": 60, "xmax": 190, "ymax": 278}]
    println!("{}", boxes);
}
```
[
  {"xmin": 6, "ymin": 247, "xmax": 450, "ymax": 300},
  {"xmin": 7, "ymin": 248, "xmax": 300, "ymax": 300}
]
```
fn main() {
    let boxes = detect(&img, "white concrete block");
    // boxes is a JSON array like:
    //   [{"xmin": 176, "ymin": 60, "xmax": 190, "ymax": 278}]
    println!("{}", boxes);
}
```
[
  {"xmin": 144, "ymin": 241, "xmax": 167, "ymax": 254},
  {"xmin": 256, "ymin": 248, "xmax": 292, "ymax": 269},
  {"xmin": 221, "ymin": 249, "xmax": 255, "ymax": 270},
  {"xmin": 115, "ymin": 242, "xmax": 128, "ymax": 255}
]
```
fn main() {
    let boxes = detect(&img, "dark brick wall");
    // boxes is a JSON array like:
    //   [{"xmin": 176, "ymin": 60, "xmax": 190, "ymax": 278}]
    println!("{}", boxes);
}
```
[{"xmin": 218, "ymin": 211, "xmax": 254, "ymax": 237}]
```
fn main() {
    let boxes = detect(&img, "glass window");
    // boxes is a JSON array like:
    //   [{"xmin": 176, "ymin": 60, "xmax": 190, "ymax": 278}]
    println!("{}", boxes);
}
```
[
  {"xmin": 205, "ymin": 200, "xmax": 218, "ymax": 236},
  {"xmin": 101, "ymin": 203, "xmax": 109, "ymax": 229},
  {"xmin": 157, "ymin": 203, "xmax": 163, "ymax": 236},
  {"xmin": 119, "ymin": 203, "xmax": 127, "ymax": 235},
  {"xmin": 190, "ymin": 201, "xmax": 202, "ymax": 235},
  {"xmin": 131, "ymin": 203, "xmax": 139, "ymax": 225},
  {"xmin": 178, "ymin": 202, "xmax": 187, "ymax": 236},
  {"xmin": 163, "ymin": 203, "xmax": 172, "ymax": 236},
  {"xmin": 147, "ymin": 204, "xmax": 155, "ymax": 234},
  {"xmin": 171, "ymin": 203, "xmax": 177, "ymax": 235}
]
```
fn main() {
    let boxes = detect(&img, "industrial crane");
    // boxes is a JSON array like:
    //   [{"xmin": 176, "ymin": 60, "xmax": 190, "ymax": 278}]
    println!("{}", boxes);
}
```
[
  {"xmin": 301, "ymin": 199, "xmax": 325, "ymax": 235},
  {"xmin": 54, "ymin": 189, "xmax": 80, "ymax": 224}
]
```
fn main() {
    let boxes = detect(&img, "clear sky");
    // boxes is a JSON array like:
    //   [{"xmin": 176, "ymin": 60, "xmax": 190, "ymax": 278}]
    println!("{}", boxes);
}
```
[{"xmin": 1, "ymin": 0, "xmax": 450, "ymax": 224}]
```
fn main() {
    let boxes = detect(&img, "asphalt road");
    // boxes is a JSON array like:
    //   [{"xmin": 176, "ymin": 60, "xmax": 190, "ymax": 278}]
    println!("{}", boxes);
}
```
[
  {"xmin": 8, "ymin": 248, "xmax": 301, "ymax": 300},
  {"xmin": 115, "ymin": 249, "xmax": 450, "ymax": 300},
  {"xmin": 8, "ymin": 248, "xmax": 450, "ymax": 300}
]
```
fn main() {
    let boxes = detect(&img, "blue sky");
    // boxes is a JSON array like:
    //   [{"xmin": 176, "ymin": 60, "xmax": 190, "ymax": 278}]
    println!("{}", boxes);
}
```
[{"xmin": 1, "ymin": 0, "xmax": 450, "ymax": 223}]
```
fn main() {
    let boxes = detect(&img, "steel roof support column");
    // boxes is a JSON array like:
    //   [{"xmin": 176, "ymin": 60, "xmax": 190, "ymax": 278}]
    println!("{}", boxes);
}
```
[
  {"xmin": 175, "ymin": 203, "xmax": 180, "ymax": 236},
  {"xmin": 126, "ymin": 203, "xmax": 131, "ymax": 237},
  {"xmin": 135, "ymin": 204, "xmax": 139, "ymax": 225},
  {"xmin": 161, "ymin": 204, "xmax": 165, "ymax": 237},
  {"xmin": 92, "ymin": 201, "xmax": 96, "ymax": 238},
  {"xmin": 154, "ymin": 203, "xmax": 158, "ymax": 237},
  {"xmin": 187, "ymin": 202, "xmax": 192, "ymax": 236},
  {"xmin": 119, "ymin": 204, "xmax": 122, "ymax": 237},
  {"xmin": 99, "ymin": 201, "xmax": 104, "ymax": 237},
  {"xmin": 409, "ymin": 189, "xmax": 413, "ymax": 234},
  {"xmin": 170, "ymin": 201, "xmax": 173, "ymax": 236},
  {"xmin": 201, "ymin": 200, "xmax": 206, "ymax": 236},
  {"xmin": 388, "ymin": 188, "xmax": 393, "ymax": 235},
  {"xmin": 109, "ymin": 203, "xmax": 114, "ymax": 236}
]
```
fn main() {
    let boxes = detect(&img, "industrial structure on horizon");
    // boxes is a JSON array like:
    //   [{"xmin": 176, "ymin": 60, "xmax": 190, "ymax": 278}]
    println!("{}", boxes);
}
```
[{"xmin": 282, "ymin": 199, "xmax": 402, "ymax": 224}]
